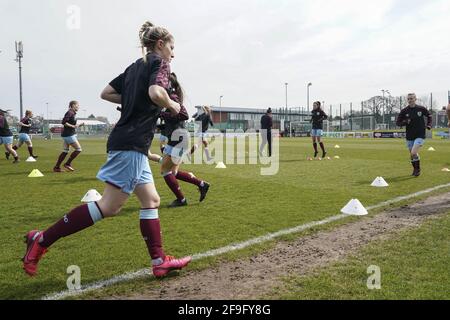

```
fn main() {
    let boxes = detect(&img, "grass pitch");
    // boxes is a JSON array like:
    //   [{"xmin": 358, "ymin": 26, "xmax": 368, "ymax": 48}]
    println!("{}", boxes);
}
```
[{"xmin": 1, "ymin": 137, "xmax": 450, "ymax": 299}]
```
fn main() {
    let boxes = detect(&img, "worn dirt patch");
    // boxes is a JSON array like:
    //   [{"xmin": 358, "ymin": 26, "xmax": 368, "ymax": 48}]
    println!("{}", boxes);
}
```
[{"xmin": 111, "ymin": 192, "xmax": 450, "ymax": 300}]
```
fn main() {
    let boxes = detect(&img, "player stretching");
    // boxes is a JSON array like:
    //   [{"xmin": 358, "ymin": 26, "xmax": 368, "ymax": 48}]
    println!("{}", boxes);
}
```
[
  {"xmin": 396, "ymin": 93, "xmax": 432, "ymax": 177},
  {"xmin": 22, "ymin": 21, "xmax": 191, "ymax": 278},
  {"xmin": 310, "ymin": 101, "xmax": 328, "ymax": 159}
]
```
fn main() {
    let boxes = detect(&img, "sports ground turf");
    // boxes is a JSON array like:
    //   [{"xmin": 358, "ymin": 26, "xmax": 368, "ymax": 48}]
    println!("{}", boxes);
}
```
[{"xmin": 1, "ymin": 137, "xmax": 450, "ymax": 299}]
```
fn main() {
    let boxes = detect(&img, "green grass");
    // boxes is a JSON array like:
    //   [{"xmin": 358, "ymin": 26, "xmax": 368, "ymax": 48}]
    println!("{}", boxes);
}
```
[
  {"xmin": 1, "ymin": 137, "xmax": 450, "ymax": 299},
  {"xmin": 266, "ymin": 212, "xmax": 450, "ymax": 300}
]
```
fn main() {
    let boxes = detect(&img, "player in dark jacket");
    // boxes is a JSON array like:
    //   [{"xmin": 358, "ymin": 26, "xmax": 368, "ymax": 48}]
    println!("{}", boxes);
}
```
[
  {"xmin": 259, "ymin": 108, "xmax": 273, "ymax": 157},
  {"xmin": 396, "ymin": 93, "xmax": 432, "ymax": 177}
]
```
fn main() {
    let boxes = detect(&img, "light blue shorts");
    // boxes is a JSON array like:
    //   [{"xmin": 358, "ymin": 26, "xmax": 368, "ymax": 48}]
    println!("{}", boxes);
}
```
[
  {"xmin": 311, "ymin": 129, "xmax": 323, "ymax": 137},
  {"xmin": 406, "ymin": 138, "xmax": 425, "ymax": 150},
  {"xmin": 160, "ymin": 134, "xmax": 168, "ymax": 143},
  {"xmin": 63, "ymin": 135, "xmax": 78, "ymax": 145},
  {"xmin": 96, "ymin": 151, "xmax": 154, "ymax": 195},
  {"xmin": 195, "ymin": 132, "xmax": 209, "ymax": 140},
  {"xmin": 163, "ymin": 144, "xmax": 187, "ymax": 158},
  {"xmin": 19, "ymin": 133, "xmax": 31, "ymax": 143},
  {"xmin": 0, "ymin": 136, "xmax": 13, "ymax": 145}
]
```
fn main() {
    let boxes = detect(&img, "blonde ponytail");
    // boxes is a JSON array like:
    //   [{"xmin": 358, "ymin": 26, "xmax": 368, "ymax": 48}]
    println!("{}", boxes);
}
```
[{"xmin": 139, "ymin": 21, "xmax": 173, "ymax": 63}]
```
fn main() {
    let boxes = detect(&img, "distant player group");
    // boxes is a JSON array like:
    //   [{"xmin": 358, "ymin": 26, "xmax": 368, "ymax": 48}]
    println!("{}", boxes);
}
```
[{"xmin": 8, "ymin": 20, "xmax": 449, "ymax": 281}]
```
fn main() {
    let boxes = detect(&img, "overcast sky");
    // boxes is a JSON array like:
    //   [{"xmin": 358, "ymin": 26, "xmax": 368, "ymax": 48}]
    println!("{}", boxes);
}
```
[{"xmin": 1, "ymin": 0, "xmax": 450, "ymax": 122}]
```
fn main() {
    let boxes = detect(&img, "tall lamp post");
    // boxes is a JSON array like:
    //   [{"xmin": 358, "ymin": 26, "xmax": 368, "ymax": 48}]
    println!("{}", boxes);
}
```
[
  {"xmin": 284, "ymin": 83, "xmax": 288, "ymax": 109},
  {"xmin": 307, "ymin": 82, "xmax": 312, "ymax": 113},
  {"xmin": 15, "ymin": 41, "xmax": 24, "ymax": 119},
  {"xmin": 46, "ymin": 102, "xmax": 49, "ymax": 134},
  {"xmin": 219, "ymin": 95, "xmax": 223, "ymax": 130}
]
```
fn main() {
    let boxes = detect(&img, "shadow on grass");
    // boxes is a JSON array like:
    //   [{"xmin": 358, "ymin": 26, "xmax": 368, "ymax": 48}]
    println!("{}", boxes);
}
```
[
  {"xmin": 279, "ymin": 159, "xmax": 306, "ymax": 163},
  {"xmin": 41, "ymin": 177, "xmax": 99, "ymax": 185}
]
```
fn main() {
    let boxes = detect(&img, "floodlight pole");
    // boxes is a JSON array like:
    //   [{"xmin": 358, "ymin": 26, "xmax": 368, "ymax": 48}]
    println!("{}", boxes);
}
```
[
  {"xmin": 284, "ymin": 83, "xmax": 288, "ymax": 109},
  {"xmin": 307, "ymin": 82, "xmax": 312, "ymax": 113},
  {"xmin": 15, "ymin": 41, "xmax": 24, "ymax": 119}
]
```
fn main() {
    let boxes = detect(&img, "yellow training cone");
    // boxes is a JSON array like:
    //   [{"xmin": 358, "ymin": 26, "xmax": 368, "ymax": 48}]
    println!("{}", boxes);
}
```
[{"xmin": 28, "ymin": 169, "xmax": 44, "ymax": 178}]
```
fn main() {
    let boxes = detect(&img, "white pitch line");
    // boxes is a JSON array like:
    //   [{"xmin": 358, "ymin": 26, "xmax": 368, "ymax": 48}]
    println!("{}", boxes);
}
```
[{"xmin": 42, "ymin": 182, "xmax": 450, "ymax": 300}]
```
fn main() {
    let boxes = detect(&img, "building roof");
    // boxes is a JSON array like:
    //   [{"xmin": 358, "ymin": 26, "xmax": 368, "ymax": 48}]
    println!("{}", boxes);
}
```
[
  {"xmin": 195, "ymin": 106, "xmax": 304, "ymax": 115},
  {"xmin": 79, "ymin": 119, "xmax": 107, "ymax": 126}
]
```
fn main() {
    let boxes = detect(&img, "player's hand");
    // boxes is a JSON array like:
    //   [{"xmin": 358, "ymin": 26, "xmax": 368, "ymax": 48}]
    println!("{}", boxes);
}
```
[{"xmin": 169, "ymin": 102, "xmax": 181, "ymax": 115}]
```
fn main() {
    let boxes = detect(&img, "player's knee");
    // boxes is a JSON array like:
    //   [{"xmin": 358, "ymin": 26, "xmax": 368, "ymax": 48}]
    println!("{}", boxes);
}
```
[
  {"xmin": 75, "ymin": 148, "xmax": 82, "ymax": 152},
  {"xmin": 150, "ymin": 195, "xmax": 160, "ymax": 208},
  {"xmin": 63, "ymin": 149, "xmax": 70, "ymax": 153},
  {"xmin": 101, "ymin": 203, "xmax": 123, "ymax": 217}
]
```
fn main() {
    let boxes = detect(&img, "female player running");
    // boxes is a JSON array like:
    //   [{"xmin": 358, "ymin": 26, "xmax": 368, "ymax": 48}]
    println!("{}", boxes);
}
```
[
  {"xmin": 190, "ymin": 106, "xmax": 214, "ymax": 161},
  {"xmin": 0, "ymin": 109, "xmax": 19, "ymax": 163},
  {"xmin": 10, "ymin": 110, "xmax": 38, "ymax": 159},
  {"xmin": 117, "ymin": 105, "xmax": 163, "ymax": 164},
  {"xmin": 53, "ymin": 101, "xmax": 85, "ymax": 172},
  {"xmin": 310, "ymin": 101, "xmax": 328, "ymax": 159},
  {"xmin": 22, "ymin": 21, "xmax": 191, "ymax": 278},
  {"xmin": 161, "ymin": 73, "xmax": 210, "ymax": 208},
  {"xmin": 396, "ymin": 93, "xmax": 432, "ymax": 177}
]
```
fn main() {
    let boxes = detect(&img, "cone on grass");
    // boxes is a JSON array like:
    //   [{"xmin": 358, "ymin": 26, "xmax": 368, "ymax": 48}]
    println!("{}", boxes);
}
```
[
  {"xmin": 441, "ymin": 168, "xmax": 450, "ymax": 172},
  {"xmin": 81, "ymin": 189, "xmax": 102, "ymax": 203},
  {"xmin": 371, "ymin": 177, "xmax": 389, "ymax": 187},
  {"xmin": 28, "ymin": 169, "xmax": 44, "ymax": 178},
  {"xmin": 335, "ymin": 145, "xmax": 340, "ymax": 149},
  {"xmin": 26, "ymin": 156, "xmax": 37, "ymax": 162},
  {"xmin": 341, "ymin": 199, "xmax": 368, "ymax": 216},
  {"xmin": 215, "ymin": 162, "xmax": 227, "ymax": 169},
  {"xmin": 334, "ymin": 156, "xmax": 340, "ymax": 159},
  {"xmin": 428, "ymin": 147, "xmax": 435, "ymax": 151}
]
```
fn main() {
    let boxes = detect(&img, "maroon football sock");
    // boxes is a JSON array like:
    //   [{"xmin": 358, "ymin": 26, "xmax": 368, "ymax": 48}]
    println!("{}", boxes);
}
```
[
  {"xmin": 40, "ymin": 204, "xmax": 95, "ymax": 248},
  {"xmin": 313, "ymin": 143, "xmax": 318, "ymax": 153},
  {"xmin": 55, "ymin": 152, "xmax": 68, "ymax": 168},
  {"xmin": 65, "ymin": 150, "xmax": 81, "ymax": 166},
  {"xmin": 319, "ymin": 142, "xmax": 325, "ymax": 153},
  {"xmin": 13, "ymin": 145, "xmax": 18, "ymax": 150},
  {"xmin": 140, "ymin": 218, "xmax": 165, "ymax": 261},
  {"xmin": 163, "ymin": 173, "xmax": 185, "ymax": 201},
  {"xmin": 27, "ymin": 146, "xmax": 34, "ymax": 156},
  {"xmin": 176, "ymin": 171, "xmax": 202, "ymax": 187}
]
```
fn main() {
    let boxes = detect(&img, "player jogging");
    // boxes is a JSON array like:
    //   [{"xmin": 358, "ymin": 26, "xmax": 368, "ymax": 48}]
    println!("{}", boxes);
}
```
[
  {"xmin": 22, "ymin": 21, "xmax": 191, "ymax": 278},
  {"xmin": 396, "ymin": 93, "xmax": 432, "ymax": 177},
  {"xmin": 190, "ymin": 106, "xmax": 214, "ymax": 162},
  {"xmin": 161, "ymin": 73, "xmax": 210, "ymax": 208},
  {"xmin": 0, "ymin": 109, "xmax": 19, "ymax": 163},
  {"xmin": 53, "ymin": 101, "xmax": 85, "ymax": 172},
  {"xmin": 310, "ymin": 101, "xmax": 328, "ymax": 159},
  {"xmin": 8, "ymin": 110, "xmax": 38, "ymax": 159}
]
